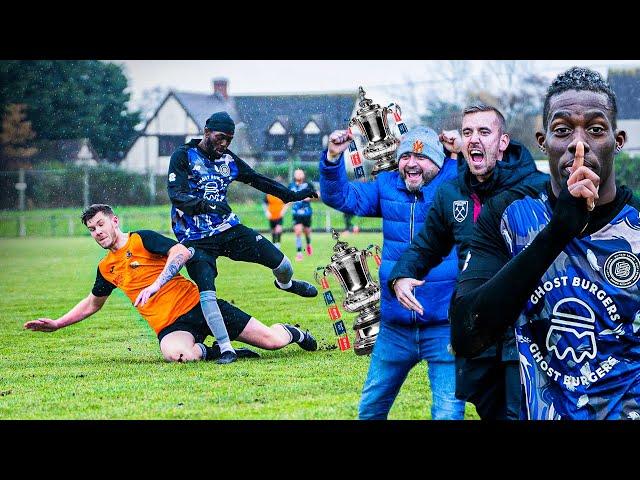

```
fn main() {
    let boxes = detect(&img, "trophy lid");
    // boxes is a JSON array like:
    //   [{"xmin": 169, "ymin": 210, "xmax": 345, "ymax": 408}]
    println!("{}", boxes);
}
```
[
  {"xmin": 355, "ymin": 86, "xmax": 381, "ymax": 115},
  {"xmin": 330, "ymin": 229, "xmax": 358, "ymax": 262}
]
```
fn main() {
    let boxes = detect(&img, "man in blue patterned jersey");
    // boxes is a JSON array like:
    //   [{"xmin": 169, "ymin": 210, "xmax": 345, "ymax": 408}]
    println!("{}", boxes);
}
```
[
  {"xmin": 451, "ymin": 67, "xmax": 640, "ymax": 419},
  {"xmin": 289, "ymin": 168, "xmax": 317, "ymax": 261},
  {"xmin": 168, "ymin": 111, "xmax": 319, "ymax": 364}
]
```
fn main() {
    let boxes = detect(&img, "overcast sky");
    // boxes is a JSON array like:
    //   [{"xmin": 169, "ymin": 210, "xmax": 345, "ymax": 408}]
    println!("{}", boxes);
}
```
[
  {"xmin": 114, "ymin": 60, "xmax": 640, "ymax": 106},
  {"xmin": 113, "ymin": 59, "xmax": 640, "ymax": 128}
]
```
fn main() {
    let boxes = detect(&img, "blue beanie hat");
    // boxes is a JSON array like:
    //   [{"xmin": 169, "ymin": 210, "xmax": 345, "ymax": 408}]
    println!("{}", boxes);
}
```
[
  {"xmin": 396, "ymin": 126, "xmax": 445, "ymax": 168},
  {"xmin": 205, "ymin": 111, "xmax": 235, "ymax": 135}
]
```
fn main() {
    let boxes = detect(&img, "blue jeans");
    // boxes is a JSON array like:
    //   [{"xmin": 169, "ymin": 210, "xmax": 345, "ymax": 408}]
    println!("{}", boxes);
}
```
[{"xmin": 358, "ymin": 321, "xmax": 466, "ymax": 420}]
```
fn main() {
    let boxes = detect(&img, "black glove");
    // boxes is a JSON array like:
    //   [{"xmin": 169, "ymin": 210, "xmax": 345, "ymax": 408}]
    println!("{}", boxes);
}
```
[
  {"xmin": 547, "ymin": 184, "xmax": 591, "ymax": 242},
  {"xmin": 293, "ymin": 186, "xmax": 318, "ymax": 201},
  {"xmin": 205, "ymin": 200, "xmax": 232, "ymax": 216}
]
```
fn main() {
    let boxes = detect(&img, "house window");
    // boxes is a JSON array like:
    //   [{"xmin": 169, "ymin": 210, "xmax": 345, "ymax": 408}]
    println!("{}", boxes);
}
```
[
  {"xmin": 299, "ymin": 133, "xmax": 322, "ymax": 151},
  {"xmin": 158, "ymin": 135, "xmax": 185, "ymax": 156},
  {"xmin": 268, "ymin": 121, "xmax": 287, "ymax": 135},
  {"xmin": 266, "ymin": 121, "xmax": 289, "ymax": 151},
  {"xmin": 298, "ymin": 120, "xmax": 321, "ymax": 151},
  {"xmin": 302, "ymin": 121, "xmax": 321, "ymax": 134},
  {"xmin": 266, "ymin": 134, "xmax": 289, "ymax": 151}
]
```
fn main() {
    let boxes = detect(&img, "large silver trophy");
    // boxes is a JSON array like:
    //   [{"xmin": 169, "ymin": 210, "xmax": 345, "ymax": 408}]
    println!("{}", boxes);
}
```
[
  {"xmin": 316, "ymin": 230, "xmax": 381, "ymax": 355},
  {"xmin": 348, "ymin": 86, "xmax": 402, "ymax": 176}
]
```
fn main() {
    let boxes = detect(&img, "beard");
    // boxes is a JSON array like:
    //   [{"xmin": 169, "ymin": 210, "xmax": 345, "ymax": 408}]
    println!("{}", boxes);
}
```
[
  {"xmin": 401, "ymin": 169, "xmax": 437, "ymax": 192},
  {"xmin": 202, "ymin": 138, "xmax": 225, "ymax": 158}
]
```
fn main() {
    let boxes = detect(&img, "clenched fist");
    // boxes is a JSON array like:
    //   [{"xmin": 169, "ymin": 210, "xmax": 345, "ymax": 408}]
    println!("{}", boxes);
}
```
[
  {"xmin": 439, "ymin": 130, "xmax": 463, "ymax": 154},
  {"xmin": 327, "ymin": 130, "xmax": 354, "ymax": 160}
]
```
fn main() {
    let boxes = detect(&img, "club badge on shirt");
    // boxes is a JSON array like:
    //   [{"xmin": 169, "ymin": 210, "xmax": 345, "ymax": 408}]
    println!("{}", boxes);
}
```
[
  {"xmin": 603, "ymin": 251, "xmax": 640, "ymax": 288},
  {"xmin": 453, "ymin": 200, "xmax": 468, "ymax": 222}
]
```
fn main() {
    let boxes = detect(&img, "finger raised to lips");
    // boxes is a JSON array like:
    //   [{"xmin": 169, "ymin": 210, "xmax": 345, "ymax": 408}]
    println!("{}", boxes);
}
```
[
  {"xmin": 571, "ymin": 141, "xmax": 595, "ymax": 211},
  {"xmin": 573, "ymin": 141, "xmax": 585, "ymax": 171}
]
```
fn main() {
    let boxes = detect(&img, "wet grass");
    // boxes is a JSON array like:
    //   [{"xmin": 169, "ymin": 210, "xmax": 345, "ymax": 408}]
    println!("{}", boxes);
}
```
[{"xmin": 0, "ymin": 233, "xmax": 478, "ymax": 420}]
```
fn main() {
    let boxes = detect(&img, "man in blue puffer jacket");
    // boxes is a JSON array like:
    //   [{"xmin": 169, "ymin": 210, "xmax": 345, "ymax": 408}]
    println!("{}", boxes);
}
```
[{"xmin": 319, "ymin": 125, "xmax": 466, "ymax": 419}]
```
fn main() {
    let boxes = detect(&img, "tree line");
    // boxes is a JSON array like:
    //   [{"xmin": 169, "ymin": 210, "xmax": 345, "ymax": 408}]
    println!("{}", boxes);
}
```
[{"xmin": 0, "ymin": 60, "xmax": 140, "ymax": 169}]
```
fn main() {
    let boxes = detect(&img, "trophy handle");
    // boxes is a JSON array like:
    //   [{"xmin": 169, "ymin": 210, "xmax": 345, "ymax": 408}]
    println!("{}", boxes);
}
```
[
  {"xmin": 388, "ymin": 102, "xmax": 402, "ymax": 118},
  {"xmin": 314, "ymin": 266, "xmax": 330, "ymax": 285},
  {"xmin": 365, "ymin": 245, "xmax": 382, "ymax": 267}
]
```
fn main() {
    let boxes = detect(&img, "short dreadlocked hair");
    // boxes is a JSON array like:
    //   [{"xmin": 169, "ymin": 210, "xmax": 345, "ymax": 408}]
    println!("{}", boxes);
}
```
[
  {"xmin": 542, "ymin": 66, "xmax": 618, "ymax": 130},
  {"xmin": 81, "ymin": 204, "xmax": 114, "ymax": 226}
]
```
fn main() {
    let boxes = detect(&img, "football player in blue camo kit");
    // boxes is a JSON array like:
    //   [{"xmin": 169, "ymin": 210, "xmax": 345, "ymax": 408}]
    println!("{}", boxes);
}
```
[
  {"xmin": 451, "ymin": 67, "xmax": 640, "ymax": 419},
  {"xmin": 289, "ymin": 168, "xmax": 317, "ymax": 261},
  {"xmin": 168, "ymin": 111, "xmax": 318, "ymax": 364}
]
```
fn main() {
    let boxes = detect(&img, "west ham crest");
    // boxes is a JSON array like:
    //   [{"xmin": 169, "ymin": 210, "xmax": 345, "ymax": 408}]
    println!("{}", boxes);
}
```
[{"xmin": 453, "ymin": 200, "xmax": 469, "ymax": 223}]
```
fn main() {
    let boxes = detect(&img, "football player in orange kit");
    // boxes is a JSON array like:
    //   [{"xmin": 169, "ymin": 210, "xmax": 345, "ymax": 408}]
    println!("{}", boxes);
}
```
[
  {"xmin": 263, "ymin": 192, "xmax": 288, "ymax": 250},
  {"xmin": 24, "ymin": 204, "xmax": 317, "ymax": 363}
]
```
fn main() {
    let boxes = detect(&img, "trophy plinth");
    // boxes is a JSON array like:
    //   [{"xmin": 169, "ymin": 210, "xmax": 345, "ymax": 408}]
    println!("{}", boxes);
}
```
[
  {"xmin": 316, "ymin": 229, "xmax": 382, "ymax": 355},
  {"xmin": 348, "ymin": 86, "xmax": 402, "ymax": 176}
]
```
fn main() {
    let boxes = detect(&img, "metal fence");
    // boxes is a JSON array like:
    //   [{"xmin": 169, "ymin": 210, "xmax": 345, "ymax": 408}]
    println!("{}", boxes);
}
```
[
  {"xmin": 0, "ymin": 208, "xmax": 382, "ymax": 238},
  {"xmin": 0, "ymin": 163, "xmax": 384, "ymax": 237}
]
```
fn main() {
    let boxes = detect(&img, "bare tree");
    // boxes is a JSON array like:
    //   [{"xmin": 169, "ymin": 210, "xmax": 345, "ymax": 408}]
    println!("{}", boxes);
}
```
[
  {"xmin": 466, "ymin": 61, "xmax": 547, "ymax": 156},
  {"xmin": 0, "ymin": 103, "xmax": 38, "ymax": 170},
  {"xmin": 135, "ymin": 86, "xmax": 171, "ymax": 128}
]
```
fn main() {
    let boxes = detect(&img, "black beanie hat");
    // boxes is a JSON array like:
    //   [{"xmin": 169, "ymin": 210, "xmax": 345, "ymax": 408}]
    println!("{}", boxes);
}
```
[{"xmin": 205, "ymin": 111, "xmax": 235, "ymax": 135}]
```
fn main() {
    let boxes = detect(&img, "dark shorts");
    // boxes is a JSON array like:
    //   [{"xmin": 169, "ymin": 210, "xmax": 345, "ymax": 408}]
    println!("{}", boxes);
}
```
[
  {"xmin": 269, "ymin": 218, "xmax": 283, "ymax": 229},
  {"xmin": 157, "ymin": 299, "xmax": 251, "ymax": 344},
  {"xmin": 455, "ymin": 353, "xmax": 521, "ymax": 420},
  {"xmin": 184, "ymin": 224, "xmax": 285, "ymax": 291},
  {"xmin": 293, "ymin": 215, "xmax": 312, "ymax": 228}
]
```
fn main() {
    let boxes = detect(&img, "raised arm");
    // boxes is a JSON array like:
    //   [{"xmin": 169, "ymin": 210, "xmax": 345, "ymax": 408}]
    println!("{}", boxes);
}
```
[
  {"xmin": 318, "ymin": 130, "xmax": 381, "ymax": 217},
  {"xmin": 450, "ymin": 182, "xmax": 591, "ymax": 358}
]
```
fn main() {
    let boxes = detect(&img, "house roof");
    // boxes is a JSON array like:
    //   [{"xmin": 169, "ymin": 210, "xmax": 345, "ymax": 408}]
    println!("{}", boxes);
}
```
[
  {"xmin": 170, "ymin": 91, "xmax": 258, "ymax": 155},
  {"xmin": 608, "ymin": 69, "xmax": 640, "ymax": 120},
  {"xmin": 233, "ymin": 94, "xmax": 357, "ymax": 152},
  {"xmin": 172, "ymin": 91, "xmax": 237, "ymax": 129},
  {"xmin": 134, "ymin": 88, "xmax": 358, "ymax": 160}
]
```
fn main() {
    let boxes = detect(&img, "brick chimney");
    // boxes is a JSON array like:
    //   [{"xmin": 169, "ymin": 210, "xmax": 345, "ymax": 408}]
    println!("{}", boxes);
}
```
[{"xmin": 212, "ymin": 77, "xmax": 228, "ymax": 99}]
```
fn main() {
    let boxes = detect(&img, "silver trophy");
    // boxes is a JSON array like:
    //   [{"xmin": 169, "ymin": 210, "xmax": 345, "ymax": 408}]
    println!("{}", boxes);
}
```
[
  {"xmin": 315, "ymin": 229, "xmax": 381, "ymax": 355},
  {"xmin": 348, "ymin": 86, "xmax": 402, "ymax": 176}
]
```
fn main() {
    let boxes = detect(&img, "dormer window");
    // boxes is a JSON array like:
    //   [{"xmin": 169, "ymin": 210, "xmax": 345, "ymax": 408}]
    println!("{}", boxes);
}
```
[
  {"xmin": 266, "ymin": 121, "xmax": 288, "ymax": 151},
  {"xmin": 299, "ymin": 120, "xmax": 322, "ymax": 151},
  {"xmin": 302, "ymin": 121, "xmax": 320, "ymax": 134},
  {"xmin": 268, "ymin": 121, "xmax": 287, "ymax": 135}
]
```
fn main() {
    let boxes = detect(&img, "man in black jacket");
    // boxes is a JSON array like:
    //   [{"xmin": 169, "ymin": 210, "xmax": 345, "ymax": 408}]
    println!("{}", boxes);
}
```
[
  {"xmin": 168, "ymin": 111, "xmax": 318, "ymax": 364},
  {"xmin": 388, "ymin": 104, "xmax": 548, "ymax": 419}
]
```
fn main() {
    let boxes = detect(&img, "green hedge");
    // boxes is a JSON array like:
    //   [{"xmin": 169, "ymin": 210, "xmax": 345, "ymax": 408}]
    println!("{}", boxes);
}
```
[
  {"xmin": 0, "ymin": 165, "xmax": 157, "ymax": 210},
  {"xmin": 615, "ymin": 152, "xmax": 640, "ymax": 194}
]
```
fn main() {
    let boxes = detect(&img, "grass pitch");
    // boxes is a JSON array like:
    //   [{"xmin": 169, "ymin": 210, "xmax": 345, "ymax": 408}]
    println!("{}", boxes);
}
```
[{"xmin": 0, "ymin": 232, "xmax": 478, "ymax": 420}]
